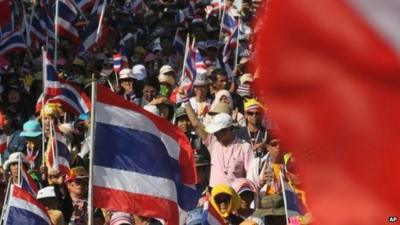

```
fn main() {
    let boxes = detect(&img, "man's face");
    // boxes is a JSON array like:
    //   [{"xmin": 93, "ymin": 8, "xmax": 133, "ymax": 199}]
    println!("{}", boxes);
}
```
[
  {"xmin": 67, "ymin": 178, "xmax": 88, "ymax": 196},
  {"xmin": 194, "ymin": 85, "xmax": 207, "ymax": 99},
  {"xmin": 215, "ymin": 75, "xmax": 228, "ymax": 91},
  {"xmin": 176, "ymin": 117, "xmax": 191, "ymax": 133},
  {"xmin": 245, "ymin": 109, "xmax": 264, "ymax": 125},
  {"xmin": 239, "ymin": 191, "xmax": 254, "ymax": 209},
  {"xmin": 10, "ymin": 163, "xmax": 18, "ymax": 178},
  {"xmin": 121, "ymin": 79, "xmax": 134, "ymax": 93},
  {"xmin": 214, "ymin": 128, "xmax": 231, "ymax": 144}
]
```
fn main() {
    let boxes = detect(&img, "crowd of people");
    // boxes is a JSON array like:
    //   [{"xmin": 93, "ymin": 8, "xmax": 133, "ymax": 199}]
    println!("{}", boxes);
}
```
[{"xmin": 0, "ymin": 0, "xmax": 312, "ymax": 224}]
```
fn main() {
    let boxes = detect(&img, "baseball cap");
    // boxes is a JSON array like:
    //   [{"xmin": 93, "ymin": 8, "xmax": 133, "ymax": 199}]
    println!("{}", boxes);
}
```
[
  {"xmin": 205, "ymin": 113, "xmax": 232, "ymax": 133},
  {"xmin": 37, "ymin": 186, "xmax": 56, "ymax": 200}
]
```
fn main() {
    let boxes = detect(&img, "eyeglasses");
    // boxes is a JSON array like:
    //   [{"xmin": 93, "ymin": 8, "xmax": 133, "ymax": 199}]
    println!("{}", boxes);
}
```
[
  {"xmin": 214, "ymin": 195, "xmax": 231, "ymax": 204},
  {"xmin": 246, "ymin": 111, "xmax": 262, "ymax": 116}
]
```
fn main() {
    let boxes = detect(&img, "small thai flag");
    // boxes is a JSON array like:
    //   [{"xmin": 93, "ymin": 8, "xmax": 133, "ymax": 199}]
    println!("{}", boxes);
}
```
[{"xmin": 113, "ymin": 53, "xmax": 122, "ymax": 74}]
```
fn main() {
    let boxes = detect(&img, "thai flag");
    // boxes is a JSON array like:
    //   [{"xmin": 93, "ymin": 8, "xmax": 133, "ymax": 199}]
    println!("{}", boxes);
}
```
[
  {"xmin": 0, "ymin": 18, "xmax": 14, "ymax": 39},
  {"xmin": 3, "ymin": 185, "xmax": 52, "ymax": 225},
  {"xmin": 118, "ymin": 37, "xmax": 130, "ymax": 67},
  {"xmin": 281, "ymin": 179, "xmax": 306, "ymax": 218},
  {"xmin": 93, "ymin": 85, "xmax": 198, "ymax": 225},
  {"xmin": 221, "ymin": 9, "xmax": 237, "ymax": 36},
  {"xmin": 46, "ymin": 122, "xmax": 72, "ymax": 175},
  {"xmin": 0, "ymin": 129, "xmax": 6, "ymax": 154},
  {"xmin": 43, "ymin": 48, "xmax": 61, "ymax": 96},
  {"xmin": 113, "ymin": 53, "xmax": 122, "ymax": 74},
  {"xmin": 56, "ymin": 0, "xmax": 80, "ymax": 44},
  {"xmin": 0, "ymin": 30, "xmax": 27, "ymax": 56},
  {"xmin": 201, "ymin": 195, "xmax": 225, "ymax": 225},
  {"xmin": 222, "ymin": 24, "xmax": 238, "ymax": 63},
  {"xmin": 78, "ymin": 0, "xmax": 106, "ymax": 54},
  {"xmin": 205, "ymin": 0, "xmax": 223, "ymax": 18},
  {"xmin": 194, "ymin": 46, "xmax": 206, "ymax": 74},
  {"xmin": 180, "ymin": 36, "xmax": 196, "ymax": 90},
  {"xmin": 19, "ymin": 168, "xmax": 39, "ymax": 197},
  {"xmin": 75, "ymin": 0, "xmax": 94, "ymax": 10},
  {"xmin": 38, "ymin": 0, "xmax": 56, "ymax": 40},
  {"xmin": 131, "ymin": 0, "xmax": 143, "ymax": 13},
  {"xmin": 173, "ymin": 28, "xmax": 186, "ymax": 57},
  {"xmin": 30, "ymin": 13, "xmax": 46, "ymax": 46}
]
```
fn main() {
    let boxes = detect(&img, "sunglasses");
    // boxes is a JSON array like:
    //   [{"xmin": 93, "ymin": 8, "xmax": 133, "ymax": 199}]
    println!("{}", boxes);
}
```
[
  {"xmin": 214, "ymin": 195, "xmax": 231, "ymax": 204},
  {"xmin": 246, "ymin": 111, "xmax": 262, "ymax": 116},
  {"xmin": 269, "ymin": 140, "xmax": 280, "ymax": 147}
]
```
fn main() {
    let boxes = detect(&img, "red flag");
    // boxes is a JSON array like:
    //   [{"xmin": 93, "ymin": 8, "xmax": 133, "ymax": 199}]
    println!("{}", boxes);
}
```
[
  {"xmin": 253, "ymin": 0, "xmax": 400, "ymax": 224},
  {"xmin": 0, "ymin": 0, "xmax": 11, "ymax": 27}
]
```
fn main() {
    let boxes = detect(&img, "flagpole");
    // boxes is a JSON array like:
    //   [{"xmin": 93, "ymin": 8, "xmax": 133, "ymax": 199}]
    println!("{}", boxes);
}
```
[
  {"xmin": 54, "ymin": 0, "xmax": 60, "ymax": 71},
  {"xmin": 219, "ymin": 7, "xmax": 226, "ymax": 42},
  {"xmin": 96, "ymin": 0, "xmax": 107, "ymax": 42},
  {"xmin": 0, "ymin": 181, "xmax": 12, "ymax": 225},
  {"xmin": 87, "ymin": 73, "xmax": 97, "ymax": 225},
  {"xmin": 18, "ymin": 156, "xmax": 21, "ymax": 185},
  {"xmin": 234, "ymin": 18, "xmax": 240, "ymax": 70},
  {"xmin": 279, "ymin": 171, "xmax": 289, "ymax": 224},
  {"xmin": 41, "ymin": 47, "xmax": 46, "ymax": 167},
  {"xmin": 179, "ymin": 34, "xmax": 189, "ymax": 87}
]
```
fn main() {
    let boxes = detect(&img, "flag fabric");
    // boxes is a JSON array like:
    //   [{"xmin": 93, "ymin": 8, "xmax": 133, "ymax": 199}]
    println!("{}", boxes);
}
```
[
  {"xmin": 93, "ymin": 85, "xmax": 198, "ymax": 225},
  {"xmin": 180, "ymin": 36, "xmax": 196, "ymax": 90},
  {"xmin": 0, "ymin": 129, "xmax": 6, "ymax": 153},
  {"xmin": 3, "ymin": 185, "xmax": 52, "ymax": 225},
  {"xmin": 222, "ymin": 23, "xmax": 238, "ymax": 63},
  {"xmin": 0, "ymin": 0, "xmax": 11, "ymax": 27},
  {"xmin": 57, "ymin": 0, "xmax": 80, "ymax": 44},
  {"xmin": 43, "ymin": 48, "xmax": 91, "ymax": 114},
  {"xmin": 38, "ymin": 0, "xmax": 56, "ymax": 40},
  {"xmin": 19, "ymin": 168, "xmax": 39, "ymax": 197},
  {"xmin": 75, "ymin": 0, "xmax": 94, "ymax": 10},
  {"xmin": 46, "ymin": 121, "xmax": 71, "ymax": 175},
  {"xmin": 201, "ymin": 195, "xmax": 226, "ymax": 225},
  {"xmin": 279, "ymin": 173, "xmax": 306, "ymax": 218},
  {"xmin": 173, "ymin": 28, "xmax": 186, "ymax": 57},
  {"xmin": 0, "ymin": 30, "xmax": 27, "ymax": 56},
  {"xmin": 194, "ymin": 46, "xmax": 206, "ymax": 74},
  {"xmin": 253, "ymin": 0, "xmax": 400, "ymax": 224},
  {"xmin": 0, "ymin": 18, "xmax": 14, "ymax": 39},
  {"xmin": 221, "ymin": 8, "xmax": 236, "ymax": 36},
  {"xmin": 113, "ymin": 53, "xmax": 122, "ymax": 74}
]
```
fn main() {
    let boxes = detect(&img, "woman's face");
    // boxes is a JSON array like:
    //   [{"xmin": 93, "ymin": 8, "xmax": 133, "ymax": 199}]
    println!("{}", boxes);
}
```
[
  {"xmin": 214, "ymin": 193, "xmax": 231, "ymax": 214},
  {"xmin": 8, "ymin": 89, "xmax": 21, "ymax": 104},
  {"xmin": 219, "ymin": 95, "xmax": 230, "ymax": 104},
  {"xmin": 121, "ymin": 79, "xmax": 134, "ymax": 93},
  {"xmin": 142, "ymin": 85, "xmax": 158, "ymax": 102},
  {"xmin": 194, "ymin": 85, "xmax": 207, "ymax": 99},
  {"xmin": 239, "ymin": 191, "xmax": 254, "ymax": 209},
  {"xmin": 176, "ymin": 117, "xmax": 191, "ymax": 133}
]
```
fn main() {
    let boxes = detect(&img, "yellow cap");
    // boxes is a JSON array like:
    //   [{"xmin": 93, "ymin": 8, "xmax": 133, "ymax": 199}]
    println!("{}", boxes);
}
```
[
  {"xmin": 244, "ymin": 98, "xmax": 265, "ymax": 111},
  {"xmin": 42, "ymin": 103, "xmax": 61, "ymax": 117}
]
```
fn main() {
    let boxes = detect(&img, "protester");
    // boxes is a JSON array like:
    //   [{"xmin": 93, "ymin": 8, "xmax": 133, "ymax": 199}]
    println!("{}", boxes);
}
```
[{"xmin": 210, "ymin": 183, "xmax": 243, "ymax": 224}]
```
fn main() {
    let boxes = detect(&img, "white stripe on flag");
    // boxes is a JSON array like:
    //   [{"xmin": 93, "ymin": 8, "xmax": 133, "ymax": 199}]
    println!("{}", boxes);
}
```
[
  {"xmin": 8, "ymin": 197, "xmax": 52, "ymax": 224},
  {"xmin": 93, "ymin": 166, "xmax": 178, "ymax": 202},
  {"xmin": 95, "ymin": 102, "xmax": 180, "ymax": 160},
  {"xmin": 346, "ymin": 0, "xmax": 400, "ymax": 54}
]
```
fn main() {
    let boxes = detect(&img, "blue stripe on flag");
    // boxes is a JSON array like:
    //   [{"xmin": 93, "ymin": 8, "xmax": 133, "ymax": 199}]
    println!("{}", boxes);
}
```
[
  {"xmin": 6, "ymin": 207, "xmax": 50, "ymax": 225},
  {"xmin": 94, "ymin": 123, "xmax": 181, "ymax": 180}
]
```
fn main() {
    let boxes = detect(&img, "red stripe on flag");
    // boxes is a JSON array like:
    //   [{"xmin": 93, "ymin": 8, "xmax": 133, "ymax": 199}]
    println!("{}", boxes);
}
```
[{"xmin": 94, "ymin": 186, "xmax": 179, "ymax": 225}]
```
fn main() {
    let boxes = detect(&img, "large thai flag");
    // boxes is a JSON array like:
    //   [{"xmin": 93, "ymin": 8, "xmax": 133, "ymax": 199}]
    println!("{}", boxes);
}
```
[
  {"xmin": 254, "ymin": 0, "xmax": 400, "ymax": 224},
  {"xmin": 201, "ymin": 195, "xmax": 225, "ymax": 225},
  {"xmin": 0, "ymin": 129, "xmax": 6, "ymax": 153},
  {"xmin": 3, "ymin": 185, "xmax": 52, "ymax": 225},
  {"xmin": 93, "ymin": 85, "xmax": 198, "ymax": 225},
  {"xmin": 222, "ymin": 24, "xmax": 238, "ymax": 64},
  {"xmin": 19, "ymin": 168, "xmax": 39, "ymax": 197},
  {"xmin": 46, "ymin": 122, "xmax": 72, "ymax": 175},
  {"xmin": 56, "ymin": 0, "xmax": 80, "ymax": 44},
  {"xmin": 0, "ymin": 30, "xmax": 27, "ymax": 56}
]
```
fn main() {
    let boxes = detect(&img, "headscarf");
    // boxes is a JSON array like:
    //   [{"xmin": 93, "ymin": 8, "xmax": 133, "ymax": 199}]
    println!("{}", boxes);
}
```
[
  {"xmin": 210, "ymin": 184, "xmax": 241, "ymax": 218},
  {"xmin": 210, "ymin": 90, "xmax": 233, "ymax": 111}
]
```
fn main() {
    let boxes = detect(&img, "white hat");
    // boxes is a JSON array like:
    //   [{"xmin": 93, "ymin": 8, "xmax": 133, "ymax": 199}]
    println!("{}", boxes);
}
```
[
  {"xmin": 37, "ymin": 186, "xmax": 56, "ymax": 200},
  {"xmin": 240, "ymin": 73, "xmax": 253, "ymax": 85},
  {"xmin": 132, "ymin": 64, "xmax": 147, "ymax": 81},
  {"xmin": 159, "ymin": 65, "xmax": 175, "ymax": 75},
  {"xmin": 205, "ymin": 113, "xmax": 232, "ymax": 134},
  {"xmin": 119, "ymin": 68, "xmax": 134, "ymax": 79},
  {"xmin": 3, "ymin": 152, "xmax": 29, "ymax": 171},
  {"xmin": 158, "ymin": 73, "xmax": 176, "ymax": 86},
  {"xmin": 193, "ymin": 73, "xmax": 208, "ymax": 86},
  {"xmin": 144, "ymin": 104, "xmax": 160, "ymax": 116}
]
